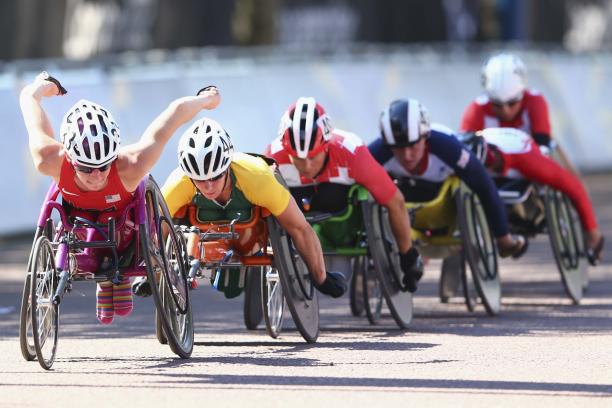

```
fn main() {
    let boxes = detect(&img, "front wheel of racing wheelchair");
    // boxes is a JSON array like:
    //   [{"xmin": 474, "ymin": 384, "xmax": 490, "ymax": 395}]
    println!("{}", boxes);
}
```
[
  {"xmin": 28, "ymin": 235, "xmax": 59, "ymax": 370},
  {"xmin": 544, "ymin": 188, "xmax": 587, "ymax": 304},
  {"xmin": 143, "ymin": 176, "xmax": 194, "ymax": 358},
  {"xmin": 455, "ymin": 183, "xmax": 501, "ymax": 316},
  {"xmin": 19, "ymin": 218, "xmax": 57, "ymax": 362},
  {"xmin": 261, "ymin": 264, "xmax": 285, "ymax": 338}
]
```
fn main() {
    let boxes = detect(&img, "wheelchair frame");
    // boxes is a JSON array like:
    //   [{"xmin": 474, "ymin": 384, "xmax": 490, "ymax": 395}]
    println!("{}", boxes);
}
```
[
  {"xmin": 19, "ymin": 176, "xmax": 194, "ymax": 370},
  {"xmin": 405, "ymin": 176, "xmax": 501, "ymax": 315}
]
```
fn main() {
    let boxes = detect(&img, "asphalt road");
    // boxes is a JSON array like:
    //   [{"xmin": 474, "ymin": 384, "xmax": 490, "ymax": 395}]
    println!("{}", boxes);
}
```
[{"xmin": 1, "ymin": 174, "xmax": 611, "ymax": 407}]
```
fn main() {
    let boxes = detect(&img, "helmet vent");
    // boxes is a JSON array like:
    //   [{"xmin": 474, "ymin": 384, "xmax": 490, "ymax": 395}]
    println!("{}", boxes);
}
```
[
  {"xmin": 188, "ymin": 154, "xmax": 199, "ymax": 175},
  {"xmin": 212, "ymin": 146, "xmax": 222, "ymax": 171},
  {"xmin": 98, "ymin": 115, "xmax": 108, "ymax": 133}
]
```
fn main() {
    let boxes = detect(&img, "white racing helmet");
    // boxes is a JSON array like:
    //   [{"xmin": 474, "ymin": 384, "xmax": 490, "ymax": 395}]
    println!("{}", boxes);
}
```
[
  {"xmin": 60, "ymin": 99, "xmax": 120, "ymax": 168},
  {"xmin": 178, "ymin": 117, "xmax": 234, "ymax": 180},
  {"xmin": 481, "ymin": 53, "xmax": 527, "ymax": 102}
]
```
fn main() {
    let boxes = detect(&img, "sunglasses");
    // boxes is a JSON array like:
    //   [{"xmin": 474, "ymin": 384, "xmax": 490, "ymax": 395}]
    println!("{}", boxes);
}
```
[
  {"xmin": 73, "ymin": 163, "xmax": 111, "ymax": 174},
  {"xmin": 491, "ymin": 97, "xmax": 522, "ymax": 109}
]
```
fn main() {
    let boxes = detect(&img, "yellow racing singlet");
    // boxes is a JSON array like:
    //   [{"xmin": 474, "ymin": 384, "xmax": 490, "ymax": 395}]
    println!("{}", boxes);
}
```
[{"xmin": 161, "ymin": 152, "xmax": 291, "ymax": 220}]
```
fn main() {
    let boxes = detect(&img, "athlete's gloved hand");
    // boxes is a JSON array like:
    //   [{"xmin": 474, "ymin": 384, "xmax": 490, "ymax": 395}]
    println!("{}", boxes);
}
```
[
  {"xmin": 399, "ymin": 247, "xmax": 424, "ymax": 293},
  {"xmin": 36, "ymin": 71, "xmax": 67, "ymax": 95},
  {"xmin": 132, "ymin": 277, "xmax": 152, "ymax": 297},
  {"xmin": 196, "ymin": 85, "xmax": 217, "ymax": 96},
  {"xmin": 315, "ymin": 271, "xmax": 347, "ymax": 298}
]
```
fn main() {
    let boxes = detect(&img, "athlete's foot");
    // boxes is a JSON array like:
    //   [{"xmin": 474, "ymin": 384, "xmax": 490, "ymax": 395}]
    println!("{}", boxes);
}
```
[
  {"xmin": 113, "ymin": 276, "xmax": 133, "ymax": 317},
  {"xmin": 497, "ymin": 234, "xmax": 528, "ymax": 259},
  {"xmin": 96, "ymin": 281, "xmax": 114, "ymax": 324}
]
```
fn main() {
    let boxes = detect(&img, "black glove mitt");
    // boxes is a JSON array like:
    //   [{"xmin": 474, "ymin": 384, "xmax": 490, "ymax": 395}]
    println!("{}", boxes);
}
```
[
  {"xmin": 399, "ymin": 247, "xmax": 424, "ymax": 293},
  {"xmin": 315, "ymin": 271, "xmax": 347, "ymax": 298}
]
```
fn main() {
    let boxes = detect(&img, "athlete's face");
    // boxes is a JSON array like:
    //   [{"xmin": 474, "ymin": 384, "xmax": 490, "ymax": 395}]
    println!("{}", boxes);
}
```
[
  {"xmin": 73, "ymin": 163, "xmax": 111, "ymax": 191},
  {"xmin": 193, "ymin": 171, "xmax": 229, "ymax": 200},
  {"xmin": 491, "ymin": 96, "xmax": 523, "ymax": 122},
  {"xmin": 391, "ymin": 138, "xmax": 427, "ymax": 173},
  {"xmin": 290, "ymin": 150, "xmax": 327, "ymax": 179}
]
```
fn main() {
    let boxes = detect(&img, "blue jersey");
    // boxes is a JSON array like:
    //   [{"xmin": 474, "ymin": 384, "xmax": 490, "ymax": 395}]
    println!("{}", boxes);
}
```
[{"xmin": 368, "ymin": 124, "xmax": 509, "ymax": 237}]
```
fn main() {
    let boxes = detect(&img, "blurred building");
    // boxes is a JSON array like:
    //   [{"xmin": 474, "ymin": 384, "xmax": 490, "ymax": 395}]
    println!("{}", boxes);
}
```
[{"xmin": 1, "ymin": 0, "xmax": 611, "ymax": 61}]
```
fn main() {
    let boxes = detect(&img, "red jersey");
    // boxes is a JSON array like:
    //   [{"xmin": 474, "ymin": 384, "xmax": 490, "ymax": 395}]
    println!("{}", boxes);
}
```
[
  {"xmin": 460, "ymin": 89, "xmax": 551, "ymax": 137},
  {"xmin": 57, "ymin": 157, "xmax": 134, "ymax": 214},
  {"xmin": 265, "ymin": 129, "xmax": 397, "ymax": 206}
]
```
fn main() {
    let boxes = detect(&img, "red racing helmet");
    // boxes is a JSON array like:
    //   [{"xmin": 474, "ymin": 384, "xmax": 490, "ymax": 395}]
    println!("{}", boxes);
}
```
[{"xmin": 279, "ymin": 97, "xmax": 332, "ymax": 159}]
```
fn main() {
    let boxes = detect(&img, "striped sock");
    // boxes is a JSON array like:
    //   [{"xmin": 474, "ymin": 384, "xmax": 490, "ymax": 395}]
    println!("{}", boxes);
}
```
[
  {"xmin": 113, "ymin": 277, "xmax": 133, "ymax": 317},
  {"xmin": 96, "ymin": 281, "xmax": 114, "ymax": 324}
]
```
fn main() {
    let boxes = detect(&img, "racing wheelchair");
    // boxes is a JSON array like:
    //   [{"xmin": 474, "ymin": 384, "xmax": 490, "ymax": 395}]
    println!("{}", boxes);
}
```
[
  {"xmin": 294, "ymin": 184, "xmax": 413, "ymax": 329},
  {"xmin": 401, "ymin": 176, "xmax": 501, "ymax": 315},
  {"xmin": 494, "ymin": 171, "xmax": 587, "ymax": 303},
  {"xmin": 19, "ymin": 176, "xmax": 194, "ymax": 370},
  {"xmin": 168, "ymin": 181, "xmax": 320, "ymax": 343}
]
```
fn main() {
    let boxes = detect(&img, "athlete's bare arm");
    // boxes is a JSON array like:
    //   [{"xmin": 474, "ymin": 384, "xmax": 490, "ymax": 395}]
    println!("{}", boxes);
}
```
[
  {"xmin": 385, "ymin": 189, "xmax": 413, "ymax": 254},
  {"xmin": 118, "ymin": 87, "xmax": 221, "ymax": 191},
  {"xmin": 19, "ymin": 74, "xmax": 65, "ymax": 179},
  {"xmin": 274, "ymin": 196, "xmax": 326, "ymax": 285}
]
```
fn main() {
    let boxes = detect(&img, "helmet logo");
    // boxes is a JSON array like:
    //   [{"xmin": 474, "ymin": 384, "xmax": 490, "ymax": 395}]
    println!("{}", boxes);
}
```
[{"xmin": 316, "ymin": 114, "xmax": 332, "ymax": 141}]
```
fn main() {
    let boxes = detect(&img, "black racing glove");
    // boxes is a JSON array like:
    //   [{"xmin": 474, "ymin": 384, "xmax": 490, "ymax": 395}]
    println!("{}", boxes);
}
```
[
  {"xmin": 315, "ymin": 271, "xmax": 347, "ymax": 298},
  {"xmin": 399, "ymin": 247, "xmax": 424, "ymax": 293},
  {"xmin": 39, "ymin": 71, "xmax": 67, "ymax": 95},
  {"xmin": 196, "ymin": 85, "xmax": 217, "ymax": 96}
]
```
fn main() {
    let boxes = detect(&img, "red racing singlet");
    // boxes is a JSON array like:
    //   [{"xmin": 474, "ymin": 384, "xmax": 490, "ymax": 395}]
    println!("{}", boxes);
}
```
[
  {"xmin": 460, "ymin": 89, "xmax": 551, "ymax": 136},
  {"xmin": 57, "ymin": 157, "xmax": 134, "ymax": 214},
  {"xmin": 265, "ymin": 129, "xmax": 397, "ymax": 206}
]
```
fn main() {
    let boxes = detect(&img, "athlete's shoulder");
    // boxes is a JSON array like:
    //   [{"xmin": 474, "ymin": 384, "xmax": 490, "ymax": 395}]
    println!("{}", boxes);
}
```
[
  {"xmin": 330, "ymin": 129, "xmax": 364, "ymax": 154},
  {"xmin": 265, "ymin": 137, "xmax": 291, "ymax": 164},
  {"xmin": 523, "ymin": 89, "xmax": 548, "ymax": 106},
  {"xmin": 232, "ymin": 152, "xmax": 272, "ymax": 174},
  {"xmin": 474, "ymin": 94, "xmax": 490, "ymax": 106},
  {"xmin": 428, "ymin": 125, "xmax": 464, "ymax": 157},
  {"xmin": 161, "ymin": 166, "xmax": 194, "ymax": 198}
]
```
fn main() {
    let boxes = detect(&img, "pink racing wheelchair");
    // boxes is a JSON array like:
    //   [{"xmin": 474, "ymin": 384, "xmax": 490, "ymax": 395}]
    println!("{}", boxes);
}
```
[{"xmin": 19, "ymin": 175, "xmax": 193, "ymax": 370}]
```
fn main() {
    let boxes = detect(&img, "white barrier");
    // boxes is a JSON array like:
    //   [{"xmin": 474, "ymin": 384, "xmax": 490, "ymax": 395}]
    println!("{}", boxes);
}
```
[{"xmin": 1, "ymin": 49, "xmax": 610, "ymax": 234}]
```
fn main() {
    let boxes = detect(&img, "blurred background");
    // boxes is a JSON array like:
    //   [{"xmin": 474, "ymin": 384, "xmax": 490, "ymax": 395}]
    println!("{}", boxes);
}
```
[{"xmin": 1, "ymin": 0, "xmax": 611, "ymax": 233}]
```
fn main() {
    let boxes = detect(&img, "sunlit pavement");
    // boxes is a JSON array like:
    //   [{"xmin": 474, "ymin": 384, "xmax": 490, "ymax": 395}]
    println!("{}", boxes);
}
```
[{"xmin": 1, "ymin": 174, "xmax": 611, "ymax": 407}]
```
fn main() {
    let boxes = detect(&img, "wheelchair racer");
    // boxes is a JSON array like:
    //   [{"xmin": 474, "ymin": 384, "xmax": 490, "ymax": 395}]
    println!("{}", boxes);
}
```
[
  {"xmin": 135, "ymin": 116, "xmax": 348, "ymax": 299},
  {"xmin": 460, "ymin": 52, "xmax": 604, "ymax": 264},
  {"xmin": 466, "ymin": 127, "xmax": 604, "ymax": 265},
  {"xmin": 265, "ymin": 97, "xmax": 425, "ymax": 293},
  {"xmin": 19, "ymin": 72, "xmax": 220, "ymax": 324},
  {"xmin": 460, "ymin": 53, "xmax": 563, "ymax": 162},
  {"xmin": 369, "ymin": 98, "xmax": 527, "ymax": 262}
]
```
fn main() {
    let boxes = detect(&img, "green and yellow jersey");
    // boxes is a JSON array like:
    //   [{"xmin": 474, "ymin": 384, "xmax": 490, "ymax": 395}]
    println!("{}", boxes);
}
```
[{"xmin": 162, "ymin": 152, "xmax": 291, "ymax": 222}]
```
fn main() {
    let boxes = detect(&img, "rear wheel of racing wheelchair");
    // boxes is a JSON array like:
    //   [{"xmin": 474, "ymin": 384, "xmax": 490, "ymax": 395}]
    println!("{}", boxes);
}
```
[
  {"xmin": 29, "ymin": 235, "xmax": 59, "ymax": 370},
  {"xmin": 261, "ymin": 264, "xmax": 285, "ymax": 338},
  {"xmin": 455, "ymin": 184, "xmax": 500, "ymax": 316},
  {"xmin": 544, "ymin": 188, "xmax": 586, "ymax": 304},
  {"xmin": 143, "ymin": 176, "xmax": 194, "ymax": 358},
  {"xmin": 244, "ymin": 267, "xmax": 264, "ymax": 330},
  {"xmin": 20, "ymin": 220, "xmax": 56, "ymax": 361},
  {"xmin": 363, "ymin": 201, "xmax": 413, "ymax": 329},
  {"xmin": 267, "ymin": 217, "xmax": 319, "ymax": 343}
]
